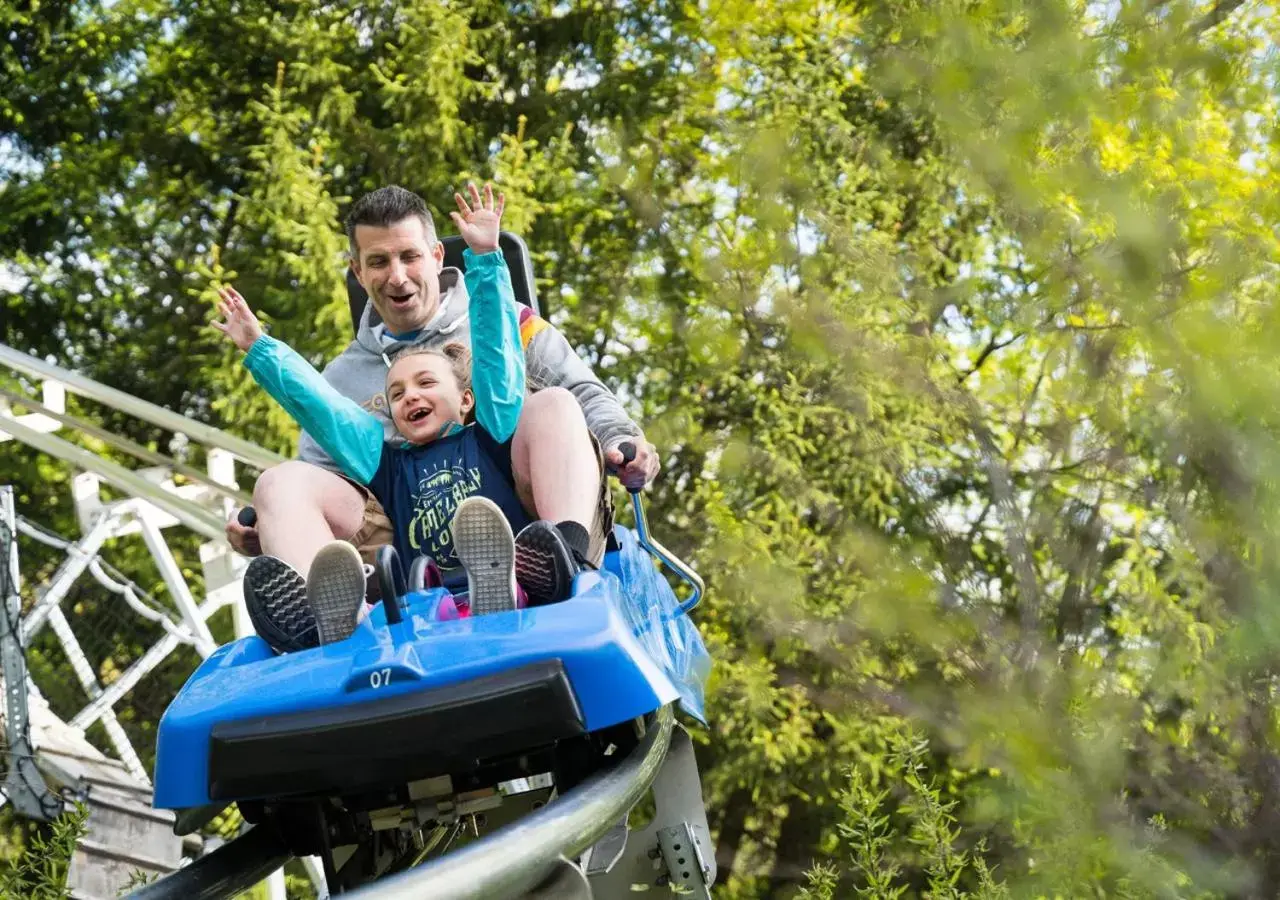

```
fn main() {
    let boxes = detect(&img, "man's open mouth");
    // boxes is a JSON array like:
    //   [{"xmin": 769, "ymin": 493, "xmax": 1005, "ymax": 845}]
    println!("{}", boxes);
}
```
[{"xmin": 387, "ymin": 291, "xmax": 416, "ymax": 306}]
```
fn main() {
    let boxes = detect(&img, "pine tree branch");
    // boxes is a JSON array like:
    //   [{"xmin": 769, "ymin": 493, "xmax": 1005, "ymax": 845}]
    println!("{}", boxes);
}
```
[
  {"xmin": 217, "ymin": 196, "xmax": 241, "ymax": 255},
  {"xmin": 1192, "ymin": 0, "xmax": 1247, "ymax": 34},
  {"xmin": 957, "ymin": 333, "xmax": 1025, "ymax": 383}
]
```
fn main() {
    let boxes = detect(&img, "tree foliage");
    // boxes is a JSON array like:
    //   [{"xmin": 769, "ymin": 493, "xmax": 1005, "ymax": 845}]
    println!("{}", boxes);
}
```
[
  {"xmin": 0, "ymin": 803, "xmax": 87, "ymax": 899},
  {"xmin": 4, "ymin": 0, "xmax": 1280, "ymax": 896}
]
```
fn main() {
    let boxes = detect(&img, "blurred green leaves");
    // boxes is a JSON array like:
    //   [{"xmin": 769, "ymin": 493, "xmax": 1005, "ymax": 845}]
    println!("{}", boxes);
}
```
[{"xmin": 4, "ymin": 0, "xmax": 1280, "ymax": 896}]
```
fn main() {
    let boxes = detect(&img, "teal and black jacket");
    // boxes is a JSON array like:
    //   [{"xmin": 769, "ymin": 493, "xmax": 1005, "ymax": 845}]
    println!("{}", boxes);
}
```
[{"xmin": 242, "ymin": 249, "xmax": 530, "ymax": 582}]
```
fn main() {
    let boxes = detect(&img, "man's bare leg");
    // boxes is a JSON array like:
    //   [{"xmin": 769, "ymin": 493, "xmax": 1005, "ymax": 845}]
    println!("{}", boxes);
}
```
[
  {"xmin": 511, "ymin": 388, "xmax": 603, "ymax": 604},
  {"xmin": 253, "ymin": 461, "xmax": 366, "ymax": 575},
  {"xmin": 243, "ymin": 462, "xmax": 369, "ymax": 653},
  {"xmin": 511, "ymin": 387, "xmax": 601, "ymax": 530}
]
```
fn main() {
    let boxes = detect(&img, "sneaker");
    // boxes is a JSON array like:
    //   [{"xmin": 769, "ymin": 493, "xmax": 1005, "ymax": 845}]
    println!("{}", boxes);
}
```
[
  {"xmin": 244, "ymin": 555, "xmax": 317, "ymax": 653},
  {"xmin": 307, "ymin": 541, "xmax": 368, "ymax": 644},
  {"xmin": 452, "ymin": 497, "xmax": 518, "ymax": 615},
  {"xmin": 515, "ymin": 520, "xmax": 592, "ymax": 607}
]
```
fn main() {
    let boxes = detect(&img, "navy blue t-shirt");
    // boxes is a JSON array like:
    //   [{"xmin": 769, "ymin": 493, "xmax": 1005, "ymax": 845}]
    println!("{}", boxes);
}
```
[{"xmin": 367, "ymin": 426, "xmax": 532, "ymax": 589}]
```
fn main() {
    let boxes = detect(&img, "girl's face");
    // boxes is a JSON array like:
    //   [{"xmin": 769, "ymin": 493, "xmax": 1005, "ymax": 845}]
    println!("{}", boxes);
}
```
[{"xmin": 386, "ymin": 354, "xmax": 474, "ymax": 443}]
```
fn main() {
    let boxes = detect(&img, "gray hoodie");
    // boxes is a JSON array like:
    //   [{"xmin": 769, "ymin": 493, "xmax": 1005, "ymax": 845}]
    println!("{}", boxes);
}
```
[{"xmin": 296, "ymin": 266, "xmax": 642, "ymax": 470}]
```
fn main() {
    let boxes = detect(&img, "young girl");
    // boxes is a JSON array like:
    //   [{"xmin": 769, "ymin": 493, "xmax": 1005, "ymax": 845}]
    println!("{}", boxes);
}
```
[{"xmin": 214, "ymin": 187, "xmax": 571, "ymax": 645}]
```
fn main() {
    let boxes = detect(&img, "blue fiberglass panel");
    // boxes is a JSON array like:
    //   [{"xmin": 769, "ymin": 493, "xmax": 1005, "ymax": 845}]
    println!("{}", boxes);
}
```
[
  {"xmin": 153, "ymin": 527, "xmax": 710, "ymax": 809},
  {"xmin": 155, "ymin": 574, "xmax": 658, "ymax": 806},
  {"xmin": 604, "ymin": 526, "xmax": 710, "ymax": 724}
]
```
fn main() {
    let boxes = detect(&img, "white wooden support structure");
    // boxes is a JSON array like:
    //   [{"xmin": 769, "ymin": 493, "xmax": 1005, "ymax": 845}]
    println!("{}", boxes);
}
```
[{"xmin": 0, "ymin": 341, "xmax": 296, "ymax": 898}]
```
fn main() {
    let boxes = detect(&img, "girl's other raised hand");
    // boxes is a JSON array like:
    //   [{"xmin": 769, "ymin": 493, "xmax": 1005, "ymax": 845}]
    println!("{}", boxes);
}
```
[{"xmin": 211, "ymin": 286, "xmax": 264, "ymax": 352}]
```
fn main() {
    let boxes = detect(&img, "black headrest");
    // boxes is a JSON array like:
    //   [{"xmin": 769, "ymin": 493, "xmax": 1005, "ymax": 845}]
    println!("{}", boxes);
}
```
[{"xmin": 346, "ymin": 231, "xmax": 539, "ymax": 335}]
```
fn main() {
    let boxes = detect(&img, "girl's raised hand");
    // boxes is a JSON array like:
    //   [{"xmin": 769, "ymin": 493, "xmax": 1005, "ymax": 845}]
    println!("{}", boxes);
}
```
[
  {"xmin": 211, "ymin": 286, "xmax": 264, "ymax": 352},
  {"xmin": 450, "ymin": 181, "xmax": 505, "ymax": 254}
]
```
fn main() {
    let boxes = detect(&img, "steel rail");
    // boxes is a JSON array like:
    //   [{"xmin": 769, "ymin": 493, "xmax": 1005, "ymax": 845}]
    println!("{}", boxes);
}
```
[
  {"xmin": 127, "ymin": 706, "xmax": 674, "ymax": 900},
  {"xmin": 346, "ymin": 704, "xmax": 674, "ymax": 900},
  {"xmin": 126, "ymin": 821, "xmax": 293, "ymax": 900},
  {"xmin": 0, "ymin": 415, "xmax": 224, "ymax": 540},
  {"xmin": 0, "ymin": 342, "xmax": 285, "ymax": 471},
  {"xmin": 0, "ymin": 385, "xmax": 252, "ymax": 506}
]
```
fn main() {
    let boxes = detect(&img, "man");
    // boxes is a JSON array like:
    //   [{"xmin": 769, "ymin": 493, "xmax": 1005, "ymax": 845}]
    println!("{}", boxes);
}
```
[{"xmin": 226, "ymin": 183, "xmax": 660, "ymax": 652}]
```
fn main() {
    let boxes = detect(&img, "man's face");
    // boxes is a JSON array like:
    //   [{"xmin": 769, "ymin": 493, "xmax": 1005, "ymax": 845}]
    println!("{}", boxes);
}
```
[{"xmin": 350, "ymin": 216, "xmax": 446, "ymax": 335}]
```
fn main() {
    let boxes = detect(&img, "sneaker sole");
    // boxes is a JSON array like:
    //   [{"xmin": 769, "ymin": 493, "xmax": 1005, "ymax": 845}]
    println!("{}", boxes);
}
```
[
  {"xmin": 515, "ymin": 522, "xmax": 575, "ymax": 607},
  {"xmin": 307, "ymin": 541, "xmax": 368, "ymax": 644},
  {"xmin": 244, "ymin": 555, "xmax": 314, "ymax": 653},
  {"xmin": 453, "ymin": 497, "xmax": 517, "ymax": 616}
]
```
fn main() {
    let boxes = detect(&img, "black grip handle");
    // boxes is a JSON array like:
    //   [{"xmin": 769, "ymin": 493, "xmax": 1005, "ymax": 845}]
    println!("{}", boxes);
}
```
[
  {"xmin": 376, "ymin": 545, "xmax": 405, "ymax": 625},
  {"xmin": 616, "ymin": 441, "xmax": 642, "ymax": 495},
  {"xmin": 237, "ymin": 507, "xmax": 257, "ymax": 528}
]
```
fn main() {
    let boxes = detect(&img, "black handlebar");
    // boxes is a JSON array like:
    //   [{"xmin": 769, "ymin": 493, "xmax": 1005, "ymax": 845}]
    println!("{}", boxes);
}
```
[
  {"xmin": 375, "ymin": 546, "xmax": 405, "ymax": 625},
  {"xmin": 616, "ymin": 441, "xmax": 641, "ymax": 495}
]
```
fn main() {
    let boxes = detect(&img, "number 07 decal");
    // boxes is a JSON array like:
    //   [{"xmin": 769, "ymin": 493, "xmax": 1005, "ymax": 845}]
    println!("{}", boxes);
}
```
[{"xmin": 369, "ymin": 668, "xmax": 393, "ymax": 689}]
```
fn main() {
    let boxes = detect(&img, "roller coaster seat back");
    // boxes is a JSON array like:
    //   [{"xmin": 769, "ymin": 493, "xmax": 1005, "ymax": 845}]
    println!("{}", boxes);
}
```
[{"xmin": 346, "ymin": 230, "xmax": 541, "ymax": 333}]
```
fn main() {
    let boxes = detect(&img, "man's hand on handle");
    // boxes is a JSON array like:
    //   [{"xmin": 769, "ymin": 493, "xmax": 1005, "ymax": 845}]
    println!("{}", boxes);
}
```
[
  {"xmin": 225, "ymin": 506, "xmax": 262, "ymax": 557},
  {"xmin": 605, "ymin": 439, "xmax": 661, "ymax": 490}
]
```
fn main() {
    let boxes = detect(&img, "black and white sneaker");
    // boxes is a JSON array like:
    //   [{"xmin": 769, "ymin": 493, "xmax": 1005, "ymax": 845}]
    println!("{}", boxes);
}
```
[
  {"xmin": 244, "ymin": 555, "xmax": 317, "ymax": 654},
  {"xmin": 452, "ymin": 497, "xmax": 518, "ymax": 615},
  {"xmin": 307, "ymin": 541, "xmax": 368, "ymax": 644},
  {"xmin": 515, "ymin": 520, "xmax": 593, "ymax": 607}
]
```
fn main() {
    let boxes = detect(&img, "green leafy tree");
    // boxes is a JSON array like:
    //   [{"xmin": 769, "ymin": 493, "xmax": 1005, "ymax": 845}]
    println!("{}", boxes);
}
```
[{"xmin": 5, "ymin": 0, "xmax": 1280, "ymax": 897}]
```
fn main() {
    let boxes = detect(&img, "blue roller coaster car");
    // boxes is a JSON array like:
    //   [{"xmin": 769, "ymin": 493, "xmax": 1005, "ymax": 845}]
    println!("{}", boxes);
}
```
[
  {"xmin": 153, "ymin": 520, "xmax": 709, "ymax": 811},
  {"xmin": 148, "ymin": 235, "xmax": 711, "ymax": 893}
]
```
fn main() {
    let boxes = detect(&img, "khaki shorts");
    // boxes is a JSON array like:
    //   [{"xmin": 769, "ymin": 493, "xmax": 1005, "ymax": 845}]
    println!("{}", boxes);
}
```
[
  {"xmin": 344, "ymin": 434, "xmax": 614, "ymax": 568},
  {"xmin": 586, "ymin": 434, "xmax": 616, "ymax": 564},
  {"xmin": 348, "ymin": 490, "xmax": 394, "ymax": 567}
]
